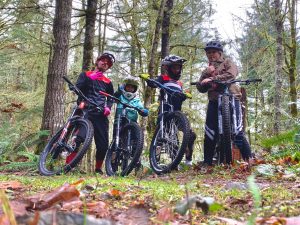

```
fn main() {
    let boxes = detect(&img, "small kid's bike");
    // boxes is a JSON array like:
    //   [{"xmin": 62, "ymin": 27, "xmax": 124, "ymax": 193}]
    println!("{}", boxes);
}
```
[
  {"xmin": 140, "ymin": 74, "xmax": 192, "ymax": 174},
  {"xmin": 191, "ymin": 78, "xmax": 262, "ymax": 164},
  {"xmin": 38, "ymin": 76, "xmax": 101, "ymax": 176},
  {"xmin": 99, "ymin": 91, "xmax": 145, "ymax": 176}
]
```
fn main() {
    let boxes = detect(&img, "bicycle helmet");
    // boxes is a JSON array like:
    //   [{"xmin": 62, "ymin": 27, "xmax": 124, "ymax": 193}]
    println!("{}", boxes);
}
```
[
  {"xmin": 161, "ymin": 55, "xmax": 187, "ymax": 80},
  {"xmin": 96, "ymin": 52, "xmax": 115, "ymax": 67},
  {"xmin": 122, "ymin": 77, "xmax": 139, "ymax": 100},
  {"xmin": 204, "ymin": 40, "xmax": 223, "ymax": 52}
]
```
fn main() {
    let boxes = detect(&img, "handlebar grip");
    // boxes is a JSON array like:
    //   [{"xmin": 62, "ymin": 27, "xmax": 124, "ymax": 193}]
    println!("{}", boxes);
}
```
[
  {"xmin": 252, "ymin": 78, "xmax": 262, "ymax": 82},
  {"xmin": 99, "ymin": 91, "xmax": 110, "ymax": 97},
  {"xmin": 190, "ymin": 82, "xmax": 198, "ymax": 85}
]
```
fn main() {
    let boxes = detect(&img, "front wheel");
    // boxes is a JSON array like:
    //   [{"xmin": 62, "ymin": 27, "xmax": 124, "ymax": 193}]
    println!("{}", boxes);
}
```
[
  {"xmin": 38, "ymin": 118, "xmax": 94, "ymax": 176},
  {"xmin": 149, "ymin": 111, "xmax": 190, "ymax": 174},
  {"xmin": 105, "ymin": 122, "xmax": 144, "ymax": 176},
  {"xmin": 220, "ymin": 95, "xmax": 233, "ymax": 164}
]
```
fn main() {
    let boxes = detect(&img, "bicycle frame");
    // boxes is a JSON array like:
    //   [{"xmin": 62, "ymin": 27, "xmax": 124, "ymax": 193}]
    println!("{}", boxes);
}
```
[
  {"xmin": 99, "ymin": 91, "xmax": 144, "ymax": 152},
  {"xmin": 159, "ymin": 90, "xmax": 175, "ymax": 140},
  {"xmin": 114, "ymin": 106, "xmax": 131, "ymax": 150},
  {"xmin": 56, "ymin": 76, "xmax": 103, "ymax": 153}
]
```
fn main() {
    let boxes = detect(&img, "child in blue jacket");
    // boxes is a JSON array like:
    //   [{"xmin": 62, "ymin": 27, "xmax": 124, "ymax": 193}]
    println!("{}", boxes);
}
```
[{"xmin": 114, "ymin": 77, "xmax": 149, "ymax": 123}]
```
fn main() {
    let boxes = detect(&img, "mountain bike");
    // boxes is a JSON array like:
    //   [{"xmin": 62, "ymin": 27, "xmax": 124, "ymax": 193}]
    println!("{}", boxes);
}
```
[
  {"xmin": 140, "ymin": 75, "xmax": 191, "ymax": 174},
  {"xmin": 99, "ymin": 91, "xmax": 145, "ymax": 176},
  {"xmin": 38, "ymin": 76, "xmax": 101, "ymax": 176},
  {"xmin": 191, "ymin": 78, "xmax": 262, "ymax": 164}
]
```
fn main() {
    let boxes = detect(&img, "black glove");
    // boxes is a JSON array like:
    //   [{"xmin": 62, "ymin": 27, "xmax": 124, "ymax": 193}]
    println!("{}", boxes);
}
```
[{"xmin": 146, "ymin": 79, "xmax": 157, "ymax": 88}]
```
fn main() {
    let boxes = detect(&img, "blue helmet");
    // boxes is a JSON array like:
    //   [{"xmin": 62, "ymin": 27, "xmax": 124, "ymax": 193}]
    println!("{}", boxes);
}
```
[{"xmin": 204, "ymin": 41, "xmax": 223, "ymax": 52}]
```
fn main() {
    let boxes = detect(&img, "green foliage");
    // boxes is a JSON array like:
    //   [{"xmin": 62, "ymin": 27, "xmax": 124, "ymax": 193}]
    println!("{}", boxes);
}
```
[
  {"xmin": 247, "ymin": 175, "xmax": 261, "ymax": 225},
  {"xmin": 259, "ymin": 129, "xmax": 297, "ymax": 148},
  {"xmin": 0, "ymin": 151, "xmax": 38, "ymax": 172}
]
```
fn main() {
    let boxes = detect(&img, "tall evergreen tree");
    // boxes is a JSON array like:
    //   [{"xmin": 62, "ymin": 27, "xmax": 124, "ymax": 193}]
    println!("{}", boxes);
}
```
[{"xmin": 41, "ymin": 0, "xmax": 73, "ymax": 135}]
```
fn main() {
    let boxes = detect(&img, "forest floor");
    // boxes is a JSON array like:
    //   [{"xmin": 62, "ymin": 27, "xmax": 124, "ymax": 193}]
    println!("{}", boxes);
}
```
[{"xmin": 0, "ymin": 161, "xmax": 300, "ymax": 225}]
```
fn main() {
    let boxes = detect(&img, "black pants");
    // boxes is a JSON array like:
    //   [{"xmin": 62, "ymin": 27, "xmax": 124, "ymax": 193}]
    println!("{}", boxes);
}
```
[
  {"xmin": 88, "ymin": 114, "xmax": 109, "ymax": 161},
  {"xmin": 186, "ymin": 129, "xmax": 196, "ymax": 161},
  {"xmin": 204, "ymin": 100, "xmax": 251, "ymax": 165}
]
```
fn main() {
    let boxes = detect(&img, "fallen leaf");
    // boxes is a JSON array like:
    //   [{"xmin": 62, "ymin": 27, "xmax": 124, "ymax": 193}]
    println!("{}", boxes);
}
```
[
  {"xmin": 156, "ymin": 207, "xmax": 174, "ymax": 222},
  {"xmin": 61, "ymin": 199, "xmax": 83, "ymax": 212},
  {"xmin": 175, "ymin": 195, "xmax": 222, "ymax": 215},
  {"xmin": 86, "ymin": 201, "xmax": 109, "ymax": 218},
  {"xmin": 256, "ymin": 216, "xmax": 287, "ymax": 225},
  {"xmin": 0, "ymin": 181, "xmax": 22, "ymax": 190},
  {"xmin": 217, "ymin": 217, "xmax": 245, "ymax": 225},
  {"xmin": 109, "ymin": 189, "xmax": 122, "ymax": 199},
  {"xmin": 30, "ymin": 183, "xmax": 80, "ymax": 210},
  {"xmin": 255, "ymin": 164, "xmax": 276, "ymax": 177},
  {"xmin": 116, "ymin": 206, "xmax": 149, "ymax": 225}
]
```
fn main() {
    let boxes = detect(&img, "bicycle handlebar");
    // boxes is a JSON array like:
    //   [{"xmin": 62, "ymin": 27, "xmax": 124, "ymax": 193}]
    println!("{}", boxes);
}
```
[
  {"xmin": 140, "ymin": 75, "xmax": 191, "ymax": 99},
  {"xmin": 99, "ymin": 91, "xmax": 145, "ymax": 114},
  {"xmin": 190, "ymin": 78, "xmax": 262, "ymax": 86},
  {"xmin": 63, "ymin": 76, "xmax": 102, "ymax": 110}
]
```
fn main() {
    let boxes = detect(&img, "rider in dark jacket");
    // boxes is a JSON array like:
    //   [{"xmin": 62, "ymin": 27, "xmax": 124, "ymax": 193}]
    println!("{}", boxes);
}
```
[
  {"xmin": 66, "ymin": 53, "xmax": 115, "ymax": 174},
  {"xmin": 145, "ymin": 55, "xmax": 196, "ymax": 166}
]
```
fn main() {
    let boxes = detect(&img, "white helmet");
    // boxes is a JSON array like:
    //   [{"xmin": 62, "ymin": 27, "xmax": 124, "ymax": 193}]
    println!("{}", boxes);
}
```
[{"xmin": 121, "ymin": 77, "xmax": 139, "ymax": 100}]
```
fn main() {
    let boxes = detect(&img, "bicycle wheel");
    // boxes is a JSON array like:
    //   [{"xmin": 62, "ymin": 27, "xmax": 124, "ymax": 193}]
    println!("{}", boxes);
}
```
[
  {"xmin": 105, "ymin": 122, "xmax": 144, "ymax": 176},
  {"xmin": 149, "ymin": 111, "xmax": 190, "ymax": 174},
  {"xmin": 220, "ymin": 95, "xmax": 233, "ymax": 164},
  {"xmin": 38, "ymin": 118, "xmax": 94, "ymax": 176}
]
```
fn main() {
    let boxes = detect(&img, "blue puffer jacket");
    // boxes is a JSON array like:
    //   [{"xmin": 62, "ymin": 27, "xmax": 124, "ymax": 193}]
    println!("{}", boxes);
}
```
[{"xmin": 116, "ymin": 95, "xmax": 145, "ymax": 122}]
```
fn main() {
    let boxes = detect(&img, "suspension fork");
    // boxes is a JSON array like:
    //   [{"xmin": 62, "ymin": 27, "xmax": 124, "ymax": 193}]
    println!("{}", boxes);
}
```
[
  {"xmin": 218, "ymin": 95, "xmax": 223, "ymax": 135},
  {"xmin": 126, "ymin": 129, "xmax": 131, "ymax": 151},
  {"xmin": 160, "ymin": 100, "xmax": 164, "ymax": 139},
  {"xmin": 115, "ymin": 114, "xmax": 121, "ymax": 148},
  {"xmin": 231, "ymin": 97, "xmax": 237, "ymax": 135}
]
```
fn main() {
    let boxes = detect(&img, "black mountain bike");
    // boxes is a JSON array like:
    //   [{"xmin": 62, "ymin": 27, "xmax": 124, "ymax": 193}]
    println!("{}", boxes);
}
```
[
  {"xmin": 191, "ymin": 78, "xmax": 262, "ymax": 164},
  {"xmin": 140, "ymin": 75, "xmax": 191, "ymax": 174},
  {"xmin": 38, "ymin": 76, "xmax": 101, "ymax": 176},
  {"xmin": 99, "ymin": 91, "xmax": 145, "ymax": 176}
]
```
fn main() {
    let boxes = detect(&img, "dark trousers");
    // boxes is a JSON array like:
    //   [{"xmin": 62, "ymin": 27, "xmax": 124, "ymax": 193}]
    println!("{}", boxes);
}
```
[
  {"xmin": 88, "ymin": 114, "xmax": 109, "ymax": 161},
  {"xmin": 186, "ymin": 129, "xmax": 196, "ymax": 161},
  {"xmin": 204, "ymin": 100, "xmax": 252, "ymax": 165}
]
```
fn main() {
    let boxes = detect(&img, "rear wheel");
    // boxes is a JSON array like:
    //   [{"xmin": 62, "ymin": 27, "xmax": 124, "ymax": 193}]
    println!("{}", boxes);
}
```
[
  {"xmin": 38, "ymin": 118, "xmax": 94, "ymax": 176},
  {"xmin": 105, "ymin": 122, "xmax": 143, "ymax": 176},
  {"xmin": 149, "ymin": 111, "xmax": 190, "ymax": 174},
  {"xmin": 220, "ymin": 95, "xmax": 233, "ymax": 164}
]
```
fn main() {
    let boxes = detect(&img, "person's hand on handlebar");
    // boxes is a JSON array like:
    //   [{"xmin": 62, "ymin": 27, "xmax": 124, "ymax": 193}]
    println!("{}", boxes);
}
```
[
  {"xmin": 201, "ymin": 77, "xmax": 213, "ymax": 85},
  {"xmin": 185, "ymin": 92, "xmax": 192, "ymax": 99},
  {"xmin": 140, "ymin": 73, "xmax": 150, "ymax": 80},
  {"xmin": 139, "ymin": 108, "xmax": 149, "ymax": 117},
  {"xmin": 103, "ymin": 106, "xmax": 111, "ymax": 116}
]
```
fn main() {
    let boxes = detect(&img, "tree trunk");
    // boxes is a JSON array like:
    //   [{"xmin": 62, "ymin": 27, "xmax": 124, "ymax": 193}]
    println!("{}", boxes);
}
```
[
  {"xmin": 161, "ymin": 0, "xmax": 173, "ymax": 59},
  {"xmin": 82, "ymin": 0, "xmax": 97, "ymax": 71},
  {"xmin": 273, "ymin": 0, "xmax": 284, "ymax": 134},
  {"xmin": 144, "ymin": 0, "xmax": 167, "ymax": 109},
  {"xmin": 101, "ymin": 0, "xmax": 110, "ymax": 53},
  {"xmin": 98, "ymin": 0, "xmax": 103, "ymax": 55},
  {"xmin": 286, "ymin": 0, "xmax": 298, "ymax": 117},
  {"xmin": 41, "ymin": 0, "xmax": 72, "ymax": 136},
  {"xmin": 130, "ymin": 39, "xmax": 136, "ymax": 75}
]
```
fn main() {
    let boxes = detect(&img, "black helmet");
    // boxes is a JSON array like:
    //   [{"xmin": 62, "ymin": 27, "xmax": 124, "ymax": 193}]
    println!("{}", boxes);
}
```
[
  {"xmin": 161, "ymin": 55, "xmax": 187, "ymax": 66},
  {"xmin": 204, "ymin": 41, "xmax": 223, "ymax": 52},
  {"xmin": 161, "ymin": 55, "xmax": 186, "ymax": 80},
  {"xmin": 96, "ymin": 52, "xmax": 115, "ymax": 65}
]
